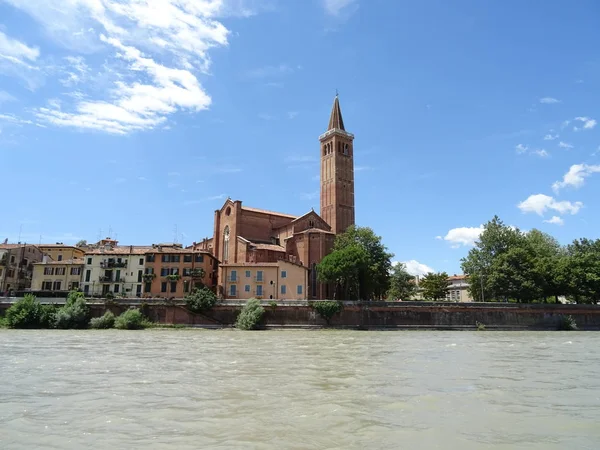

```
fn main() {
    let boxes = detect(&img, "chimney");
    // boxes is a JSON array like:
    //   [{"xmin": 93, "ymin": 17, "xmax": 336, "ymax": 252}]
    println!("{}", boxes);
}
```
[{"xmin": 130, "ymin": 245, "xmax": 133, "ymax": 253}]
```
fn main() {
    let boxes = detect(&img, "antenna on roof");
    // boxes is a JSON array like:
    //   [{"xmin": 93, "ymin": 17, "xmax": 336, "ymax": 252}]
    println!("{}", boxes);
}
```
[
  {"xmin": 18, "ymin": 224, "xmax": 22, "ymax": 243},
  {"xmin": 108, "ymin": 225, "xmax": 113, "ymax": 239},
  {"xmin": 97, "ymin": 228, "xmax": 102, "ymax": 242},
  {"xmin": 173, "ymin": 224, "xmax": 178, "ymax": 244}
]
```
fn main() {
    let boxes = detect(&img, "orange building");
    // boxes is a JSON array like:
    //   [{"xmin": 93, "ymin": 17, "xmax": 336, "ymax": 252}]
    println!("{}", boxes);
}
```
[{"xmin": 143, "ymin": 244, "xmax": 218, "ymax": 298}]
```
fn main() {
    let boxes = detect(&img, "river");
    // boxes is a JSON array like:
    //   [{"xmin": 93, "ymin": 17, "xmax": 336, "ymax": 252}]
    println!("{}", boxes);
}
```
[{"xmin": 1, "ymin": 330, "xmax": 599, "ymax": 449}]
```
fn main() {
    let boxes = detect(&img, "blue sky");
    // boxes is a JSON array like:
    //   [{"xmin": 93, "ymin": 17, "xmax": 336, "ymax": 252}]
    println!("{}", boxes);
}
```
[{"xmin": 1, "ymin": 0, "xmax": 600, "ymax": 276}]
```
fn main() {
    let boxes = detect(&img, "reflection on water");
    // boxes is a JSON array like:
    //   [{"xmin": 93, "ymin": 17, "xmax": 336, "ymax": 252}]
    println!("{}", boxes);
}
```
[{"xmin": 1, "ymin": 330, "xmax": 600, "ymax": 449}]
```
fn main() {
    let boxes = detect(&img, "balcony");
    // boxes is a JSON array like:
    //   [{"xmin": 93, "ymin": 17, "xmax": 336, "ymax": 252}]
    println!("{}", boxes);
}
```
[
  {"xmin": 99, "ymin": 276, "xmax": 124, "ymax": 283},
  {"xmin": 101, "ymin": 261, "xmax": 127, "ymax": 269}
]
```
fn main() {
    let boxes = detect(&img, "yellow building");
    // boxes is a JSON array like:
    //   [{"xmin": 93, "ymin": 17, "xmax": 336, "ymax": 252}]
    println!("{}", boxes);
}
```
[
  {"xmin": 221, "ymin": 260, "xmax": 308, "ymax": 300},
  {"xmin": 31, "ymin": 258, "xmax": 85, "ymax": 293},
  {"xmin": 37, "ymin": 244, "xmax": 85, "ymax": 262}
]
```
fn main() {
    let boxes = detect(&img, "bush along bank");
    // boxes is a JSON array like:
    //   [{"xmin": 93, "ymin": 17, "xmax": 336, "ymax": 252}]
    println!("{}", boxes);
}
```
[{"xmin": 2, "ymin": 291, "xmax": 152, "ymax": 330}]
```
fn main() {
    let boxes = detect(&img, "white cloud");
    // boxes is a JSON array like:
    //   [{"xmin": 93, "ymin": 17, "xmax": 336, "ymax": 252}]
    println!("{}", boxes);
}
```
[
  {"xmin": 558, "ymin": 141, "xmax": 573, "ymax": 149},
  {"xmin": 552, "ymin": 164, "xmax": 600, "ymax": 193},
  {"xmin": 544, "ymin": 216, "xmax": 564, "ymax": 226},
  {"xmin": 544, "ymin": 134, "xmax": 559, "ymax": 141},
  {"xmin": 518, "ymin": 194, "xmax": 583, "ymax": 216},
  {"xmin": 3, "ymin": 0, "xmax": 254, "ymax": 134},
  {"xmin": 0, "ymin": 91, "xmax": 16, "ymax": 104},
  {"xmin": 324, "ymin": 0, "xmax": 359, "ymax": 16},
  {"xmin": 440, "ymin": 226, "xmax": 484, "ymax": 248},
  {"xmin": 183, "ymin": 193, "xmax": 226, "ymax": 205},
  {"xmin": 539, "ymin": 97, "xmax": 560, "ymax": 104},
  {"xmin": 288, "ymin": 111, "xmax": 299, "ymax": 119},
  {"xmin": 395, "ymin": 260, "xmax": 435, "ymax": 277},
  {"xmin": 0, "ymin": 113, "xmax": 33, "ymax": 125},
  {"xmin": 515, "ymin": 143, "xmax": 528, "ymax": 154},
  {"xmin": 0, "ymin": 30, "xmax": 39, "ymax": 63},
  {"xmin": 258, "ymin": 113, "xmax": 275, "ymax": 121},
  {"xmin": 533, "ymin": 149, "xmax": 549, "ymax": 157},
  {"xmin": 573, "ymin": 116, "xmax": 597, "ymax": 131}
]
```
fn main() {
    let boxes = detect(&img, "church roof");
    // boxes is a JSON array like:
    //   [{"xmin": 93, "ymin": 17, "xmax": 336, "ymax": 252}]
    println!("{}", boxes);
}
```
[
  {"xmin": 327, "ymin": 94, "xmax": 345, "ymax": 131},
  {"xmin": 241, "ymin": 206, "xmax": 297, "ymax": 219}
]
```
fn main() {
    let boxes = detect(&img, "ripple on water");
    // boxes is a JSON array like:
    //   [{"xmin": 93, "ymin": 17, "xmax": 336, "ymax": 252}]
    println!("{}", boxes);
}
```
[{"xmin": 1, "ymin": 329, "xmax": 600, "ymax": 449}]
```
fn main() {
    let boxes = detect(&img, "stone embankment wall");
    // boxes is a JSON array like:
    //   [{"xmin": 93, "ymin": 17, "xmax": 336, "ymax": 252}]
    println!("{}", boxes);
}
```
[{"xmin": 2, "ymin": 300, "xmax": 599, "ymax": 330}]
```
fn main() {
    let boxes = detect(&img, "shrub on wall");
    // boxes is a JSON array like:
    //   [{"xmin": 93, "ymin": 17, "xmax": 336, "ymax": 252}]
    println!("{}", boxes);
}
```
[
  {"xmin": 115, "ymin": 309, "xmax": 149, "ymax": 330},
  {"xmin": 185, "ymin": 287, "xmax": 218, "ymax": 313},
  {"xmin": 311, "ymin": 301, "xmax": 343, "ymax": 325},
  {"xmin": 90, "ymin": 311, "xmax": 116, "ymax": 329},
  {"xmin": 235, "ymin": 298, "xmax": 265, "ymax": 330},
  {"xmin": 5, "ymin": 294, "xmax": 55, "ymax": 329},
  {"xmin": 557, "ymin": 315, "xmax": 578, "ymax": 331},
  {"xmin": 54, "ymin": 291, "xmax": 91, "ymax": 329}
]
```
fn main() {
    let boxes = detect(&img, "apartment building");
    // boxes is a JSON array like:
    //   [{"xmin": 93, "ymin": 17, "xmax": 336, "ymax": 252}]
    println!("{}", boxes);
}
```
[
  {"xmin": 143, "ymin": 243, "xmax": 218, "ymax": 298},
  {"xmin": 220, "ymin": 260, "xmax": 308, "ymax": 300},
  {"xmin": 37, "ymin": 244, "xmax": 85, "ymax": 262},
  {"xmin": 0, "ymin": 243, "xmax": 44, "ymax": 294},
  {"xmin": 81, "ymin": 239, "xmax": 150, "ymax": 297},
  {"xmin": 31, "ymin": 257, "xmax": 84, "ymax": 293},
  {"xmin": 446, "ymin": 275, "xmax": 473, "ymax": 302}
]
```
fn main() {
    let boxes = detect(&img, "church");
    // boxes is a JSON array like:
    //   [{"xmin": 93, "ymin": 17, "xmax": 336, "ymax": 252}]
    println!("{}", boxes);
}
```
[{"xmin": 195, "ymin": 95, "xmax": 356, "ymax": 299}]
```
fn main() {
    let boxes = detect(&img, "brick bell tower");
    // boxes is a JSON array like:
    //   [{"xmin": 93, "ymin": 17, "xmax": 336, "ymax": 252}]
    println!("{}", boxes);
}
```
[{"xmin": 319, "ymin": 94, "xmax": 355, "ymax": 235}]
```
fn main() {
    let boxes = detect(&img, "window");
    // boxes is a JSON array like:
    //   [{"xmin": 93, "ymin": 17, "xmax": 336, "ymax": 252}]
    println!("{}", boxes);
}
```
[
  {"xmin": 145, "ymin": 282, "xmax": 152, "ymax": 293},
  {"xmin": 230, "ymin": 270, "xmax": 237, "ymax": 281},
  {"xmin": 184, "ymin": 254, "xmax": 192, "ymax": 263},
  {"xmin": 71, "ymin": 267, "xmax": 81, "ymax": 276},
  {"xmin": 44, "ymin": 267, "xmax": 54, "ymax": 275},
  {"xmin": 55, "ymin": 268, "xmax": 66, "ymax": 276},
  {"xmin": 245, "ymin": 270, "xmax": 251, "ymax": 278},
  {"xmin": 115, "ymin": 270, "xmax": 121, "ymax": 282},
  {"xmin": 161, "ymin": 268, "xmax": 169, "ymax": 277},
  {"xmin": 297, "ymin": 285, "xmax": 303, "ymax": 295},
  {"xmin": 137, "ymin": 270, "xmax": 143, "ymax": 282},
  {"xmin": 146, "ymin": 254, "xmax": 155, "ymax": 263},
  {"xmin": 229, "ymin": 284, "xmax": 236, "ymax": 296},
  {"xmin": 136, "ymin": 285, "xmax": 142, "ymax": 295},
  {"xmin": 184, "ymin": 281, "xmax": 190, "ymax": 293},
  {"xmin": 53, "ymin": 281, "xmax": 62, "ymax": 291},
  {"xmin": 71, "ymin": 282, "xmax": 79, "ymax": 290},
  {"xmin": 84, "ymin": 285, "xmax": 90, "ymax": 295},
  {"xmin": 87, "ymin": 257, "xmax": 92, "ymax": 265},
  {"xmin": 57, "ymin": 255, "xmax": 63, "ymax": 261},
  {"xmin": 114, "ymin": 284, "xmax": 119, "ymax": 293},
  {"xmin": 139, "ymin": 258, "xmax": 144, "ymax": 265},
  {"xmin": 145, "ymin": 267, "xmax": 154, "ymax": 275},
  {"xmin": 183, "ymin": 268, "xmax": 191, "ymax": 276},
  {"xmin": 85, "ymin": 270, "xmax": 91, "ymax": 282},
  {"xmin": 195, "ymin": 254, "xmax": 204, "ymax": 263},
  {"xmin": 42, "ymin": 281, "xmax": 52, "ymax": 290},
  {"xmin": 223, "ymin": 226, "xmax": 230, "ymax": 262},
  {"xmin": 256, "ymin": 270, "xmax": 263, "ymax": 282},
  {"xmin": 256, "ymin": 285, "xmax": 263, "ymax": 296},
  {"xmin": 161, "ymin": 254, "xmax": 169, "ymax": 263},
  {"xmin": 281, "ymin": 285, "xmax": 286, "ymax": 295},
  {"xmin": 161, "ymin": 282, "xmax": 167, "ymax": 293},
  {"xmin": 281, "ymin": 270, "xmax": 287, "ymax": 279},
  {"xmin": 170, "ymin": 282, "xmax": 177, "ymax": 293},
  {"xmin": 245, "ymin": 284, "xmax": 250, "ymax": 292},
  {"xmin": 172, "ymin": 255, "xmax": 180, "ymax": 263}
]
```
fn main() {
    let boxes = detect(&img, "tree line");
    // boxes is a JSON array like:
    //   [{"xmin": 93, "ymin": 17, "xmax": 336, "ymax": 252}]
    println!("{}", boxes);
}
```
[{"xmin": 461, "ymin": 215, "xmax": 600, "ymax": 303}]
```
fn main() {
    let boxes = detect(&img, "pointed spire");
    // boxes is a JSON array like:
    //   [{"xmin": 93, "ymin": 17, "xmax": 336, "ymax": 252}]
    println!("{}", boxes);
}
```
[{"xmin": 327, "ymin": 93, "xmax": 345, "ymax": 131}]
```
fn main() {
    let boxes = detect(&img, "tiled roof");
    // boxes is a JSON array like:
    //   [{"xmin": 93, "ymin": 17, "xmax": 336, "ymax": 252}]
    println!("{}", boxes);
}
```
[
  {"xmin": 146, "ymin": 247, "xmax": 216, "ymax": 256},
  {"xmin": 241, "ymin": 206, "xmax": 297, "ymax": 219},
  {"xmin": 448, "ymin": 275, "xmax": 467, "ymax": 280},
  {"xmin": 34, "ymin": 258, "xmax": 84, "ymax": 265},
  {"xmin": 37, "ymin": 244, "xmax": 81, "ymax": 249},
  {"xmin": 294, "ymin": 228, "xmax": 335, "ymax": 235},
  {"xmin": 221, "ymin": 260, "xmax": 308, "ymax": 269},
  {"xmin": 0, "ymin": 243, "xmax": 37, "ymax": 249},
  {"xmin": 84, "ymin": 246, "xmax": 153, "ymax": 255},
  {"xmin": 250, "ymin": 243, "xmax": 286, "ymax": 252}
]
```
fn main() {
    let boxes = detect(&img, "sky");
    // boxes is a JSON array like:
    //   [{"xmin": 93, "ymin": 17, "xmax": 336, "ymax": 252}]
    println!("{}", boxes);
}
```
[{"xmin": 1, "ymin": 0, "xmax": 600, "ymax": 277}]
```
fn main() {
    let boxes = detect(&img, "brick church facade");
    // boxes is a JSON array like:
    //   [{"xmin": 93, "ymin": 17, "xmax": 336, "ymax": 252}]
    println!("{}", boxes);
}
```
[{"xmin": 199, "ymin": 95, "xmax": 355, "ymax": 299}]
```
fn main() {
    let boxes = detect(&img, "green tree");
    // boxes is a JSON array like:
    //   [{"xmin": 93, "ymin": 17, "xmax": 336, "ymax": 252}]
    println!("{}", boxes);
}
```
[
  {"xmin": 318, "ymin": 226, "xmax": 393, "ymax": 300},
  {"xmin": 564, "ymin": 238, "xmax": 600, "ymax": 304},
  {"xmin": 420, "ymin": 272, "xmax": 450, "ymax": 300},
  {"xmin": 115, "ymin": 309, "xmax": 149, "ymax": 329},
  {"xmin": 311, "ymin": 301, "xmax": 343, "ymax": 325},
  {"xmin": 526, "ymin": 229, "xmax": 567, "ymax": 302},
  {"xmin": 235, "ymin": 298, "xmax": 265, "ymax": 330},
  {"xmin": 5, "ymin": 294, "xmax": 55, "ymax": 328},
  {"xmin": 487, "ymin": 246, "xmax": 543, "ymax": 303},
  {"xmin": 387, "ymin": 263, "xmax": 416, "ymax": 300},
  {"xmin": 317, "ymin": 244, "xmax": 368, "ymax": 300},
  {"xmin": 54, "ymin": 290, "xmax": 90, "ymax": 329},
  {"xmin": 461, "ymin": 216, "xmax": 525, "ymax": 301},
  {"xmin": 185, "ymin": 287, "xmax": 218, "ymax": 312},
  {"xmin": 75, "ymin": 240, "xmax": 87, "ymax": 247}
]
